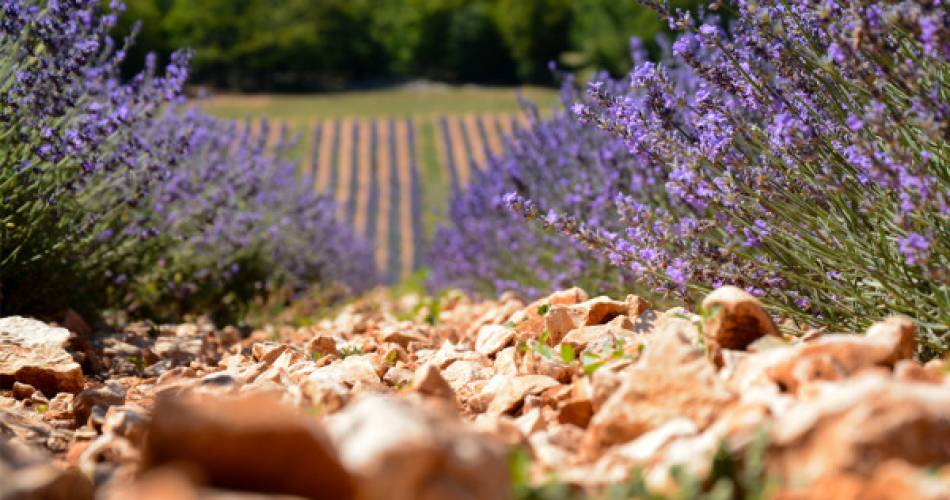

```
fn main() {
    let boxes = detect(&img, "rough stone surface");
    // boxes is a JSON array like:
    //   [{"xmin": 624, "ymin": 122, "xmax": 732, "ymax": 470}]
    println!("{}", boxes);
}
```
[
  {"xmin": 487, "ymin": 375, "xmax": 561, "ymax": 416},
  {"xmin": 328, "ymin": 394, "xmax": 509, "ymax": 500},
  {"xmin": 1, "ymin": 435, "xmax": 94, "ymax": 500},
  {"xmin": 475, "ymin": 324, "xmax": 514, "ymax": 356},
  {"xmin": 2, "ymin": 286, "xmax": 946, "ymax": 498},
  {"xmin": 0, "ymin": 316, "xmax": 84, "ymax": 395},
  {"xmin": 583, "ymin": 323, "xmax": 735, "ymax": 455},
  {"xmin": 701, "ymin": 286, "xmax": 779, "ymax": 350},
  {"xmin": 764, "ymin": 318, "xmax": 920, "ymax": 394},
  {"xmin": 73, "ymin": 384, "xmax": 126, "ymax": 426},
  {"xmin": 770, "ymin": 374, "xmax": 950, "ymax": 482},
  {"xmin": 412, "ymin": 364, "xmax": 456, "ymax": 402},
  {"xmin": 144, "ymin": 392, "xmax": 356, "ymax": 499}
]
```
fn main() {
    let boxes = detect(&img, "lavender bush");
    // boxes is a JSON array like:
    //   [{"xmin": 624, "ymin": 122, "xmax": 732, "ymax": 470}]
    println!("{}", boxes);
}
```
[
  {"xmin": 1, "ymin": 0, "xmax": 376, "ymax": 321},
  {"xmin": 428, "ymin": 67, "xmax": 669, "ymax": 299},
  {"xmin": 131, "ymin": 112, "xmax": 377, "ymax": 323},
  {"xmin": 511, "ymin": 0, "xmax": 948, "ymax": 355},
  {"xmin": 0, "ymin": 0, "xmax": 190, "ymax": 315}
]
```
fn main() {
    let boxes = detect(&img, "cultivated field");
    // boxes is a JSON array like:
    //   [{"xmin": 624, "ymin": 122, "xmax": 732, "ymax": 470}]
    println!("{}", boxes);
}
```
[{"xmin": 201, "ymin": 87, "xmax": 558, "ymax": 283}]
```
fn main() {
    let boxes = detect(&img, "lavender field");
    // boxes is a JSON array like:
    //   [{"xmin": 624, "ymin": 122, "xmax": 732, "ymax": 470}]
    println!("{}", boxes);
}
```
[
  {"xmin": 2, "ymin": 1, "xmax": 949, "ymax": 499},
  {"xmin": 229, "ymin": 112, "xmax": 532, "ymax": 283}
]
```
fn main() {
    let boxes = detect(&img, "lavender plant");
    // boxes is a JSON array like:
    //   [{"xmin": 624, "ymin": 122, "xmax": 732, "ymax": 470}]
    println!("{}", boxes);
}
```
[
  {"xmin": 131, "ymin": 111, "xmax": 377, "ymax": 323},
  {"xmin": 0, "ymin": 0, "xmax": 189, "ymax": 315},
  {"xmin": 513, "ymin": 0, "xmax": 949, "ymax": 355},
  {"xmin": 1, "ymin": 0, "xmax": 377, "ymax": 321},
  {"xmin": 428, "ymin": 66, "xmax": 670, "ymax": 299}
]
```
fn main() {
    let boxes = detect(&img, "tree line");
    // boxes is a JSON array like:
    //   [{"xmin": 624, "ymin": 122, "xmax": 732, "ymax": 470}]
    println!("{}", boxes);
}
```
[{"xmin": 116, "ymin": 0, "xmax": 693, "ymax": 91}]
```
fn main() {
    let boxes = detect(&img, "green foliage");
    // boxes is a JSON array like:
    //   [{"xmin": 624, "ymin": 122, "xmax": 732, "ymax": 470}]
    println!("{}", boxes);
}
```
[
  {"xmin": 580, "ymin": 337, "xmax": 629, "ymax": 375},
  {"xmin": 372, "ymin": 0, "xmax": 515, "ymax": 83},
  {"xmin": 130, "ymin": 248, "xmax": 274, "ymax": 326},
  {"xmin": 127, "ymin": 355, "xmax": 147, "ymax": 371},
  {"xmin": 564, "ymin": 0, "xmax": 704, "ymax": 78},
  {"xmin": 156, "ymin": 0, "xmax": 383, "ymax": 89},
  {"xmin": 339, "ymin": 344, "xmax": 364, "ymax": 358},
  {"xmin": 511, "ymin": 427, "xmax": 775, "ymax": 499},
  {"xmin": 424, "ymin": 293, "xmax": 442, "ymax": 326},
  {"xmin": 492, "ymin": 0, "xmax": 572, "ymax": 82},
  {"xmin": 118, "ymin": 0, "xmax": 675, "ymax": 89},
  {"xmin": 384, "ymin": 350, "xmax": 399, "ymax": 366},
  {"xmin": 559, "ymin": 343, "xmax": 575, "ymax": 364},
  {"xmin": 528, "ymin": 330, "xmax": 554, "ymax": 358}
]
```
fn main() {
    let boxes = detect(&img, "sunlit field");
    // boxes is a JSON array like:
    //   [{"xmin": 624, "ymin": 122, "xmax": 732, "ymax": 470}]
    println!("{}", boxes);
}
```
[
  {"xmin": 201, "ymin": 85, "xmax": 560, "ymax": 121},
  {"xmin": 199, "ymin": 86, "xmax": 559, "ymax": 283},
  {"xmin": 4, "ymin": 1, "xmax": 948, "ymax": 498}
]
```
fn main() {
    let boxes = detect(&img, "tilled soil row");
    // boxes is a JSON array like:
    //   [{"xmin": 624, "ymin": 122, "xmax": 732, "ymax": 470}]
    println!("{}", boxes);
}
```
[{"xmin": 1, "ymin": 286, "xmax": 948, "ymax": 499}]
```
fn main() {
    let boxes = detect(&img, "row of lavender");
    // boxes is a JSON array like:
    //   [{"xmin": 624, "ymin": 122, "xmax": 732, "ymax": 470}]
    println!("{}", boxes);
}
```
[
  {"xmin": 0, "ymin": 0, "xmax": 376, "ymax": 324},
  {"xmin": 430, "ymin": 1, "xmax": 949, "ymax": 357},
  {"xmin": 303, "ymin": 114, "xmax": 524, "ymax": 284},
  {"xmin": 437, "ymin": 114, "xmax": 526, "ymax": 192},
  {"xmin": 307, "ymin": 118, "xmax": 425, "ymax": 284},
  {"xmin": 428, "ymin": 87, "xmax": 634, "ymax": 299}
]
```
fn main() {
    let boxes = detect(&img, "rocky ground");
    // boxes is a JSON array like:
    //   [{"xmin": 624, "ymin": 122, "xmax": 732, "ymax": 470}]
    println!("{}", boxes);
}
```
[{"xmin": 1, "ymin": 286, "xmax": 949, "ymax": 499}]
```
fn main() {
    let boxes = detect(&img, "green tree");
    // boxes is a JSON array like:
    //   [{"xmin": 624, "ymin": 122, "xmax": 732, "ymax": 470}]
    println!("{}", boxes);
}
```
[
  {"xmin": 492, "ymin": 0, "xmax": 572, "ymax": 83},
  {"xmin": 371, "ymin": 0, "xmax": 514, "ymax": 83},
  {"xmin": 112, "ymin": 0, "xmax": 172, "ymax": 78},
  {"xmin": 161, "ymin": 0, "xmax": 246, "ymax": 88}
]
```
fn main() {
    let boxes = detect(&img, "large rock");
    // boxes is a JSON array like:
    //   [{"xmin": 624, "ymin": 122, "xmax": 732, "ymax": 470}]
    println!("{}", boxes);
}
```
[
  {"xmin": 486, "ymin": 375, "xmax": 561, "ymax": 416},
  {"xmin": 144, "ymin": 392, "xmax": 356, "ymax": 499},
  {"xmin": 0, "ymin": 316, "xmax": 84, "ymax": 395},
  {"xmin": 0, "ymin": 435, "xmax": 94, "ymax": 500},
  {"xmin": 413, "ymin": 364, "xmax": 456, "ymax": 402},
  {"xmin": 560, "ymin": 324, "xmax": 628, "ymax": 354},
  {"xmin": 770, "ymin": 374, "xmax": 950, "ymax": 483},
  {"xmin": 72, "ymin": 383, "xmax": 126, "ymax": 426},
  {"xmin": 475, "ymin": 324, "xmax": 514, "ymax": 356},
  {"xmin": 327, "ymin": 394, "xmax": 509, "ymax": 500},
  {"xmin": 701, "ymin": 286, "xmax": 779, "ymax": 350},
  {"xmin": 583, "ymin": 319, "xmax": 734, "ymax": 454},
  {"xmin": 766, "ymin": 316, "xmax": 918, "ymax": 393},
  {"xmin": 541, "ymin": 296, "xmax": 630, "ymax": 345},
  {"xmin": 775, "ymin": 459, "xmax": 950, "ymax": 500}
]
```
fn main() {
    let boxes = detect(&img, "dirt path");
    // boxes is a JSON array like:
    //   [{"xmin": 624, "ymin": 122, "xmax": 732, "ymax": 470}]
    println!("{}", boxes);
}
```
[{"xmin": 2, "ymin": 287, "xmax": 948, "ymax": 499}]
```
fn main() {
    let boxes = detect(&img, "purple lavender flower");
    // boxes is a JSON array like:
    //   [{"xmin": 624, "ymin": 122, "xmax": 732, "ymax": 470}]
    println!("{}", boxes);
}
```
[
  {"xmin": 513, "ymin": 0, "xmax": 948, "ymax": 354},
  {"xmin": 897, "ymin": 233, "xmax": 932, "ymax": 266},
  {"xmin": 1, "ymin": 0, "xmax": 377, "ymax": 319}
]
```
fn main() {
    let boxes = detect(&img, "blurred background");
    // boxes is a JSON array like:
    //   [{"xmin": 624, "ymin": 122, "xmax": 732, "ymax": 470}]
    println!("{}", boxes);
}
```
[
  {"xmin": 115, "ymin": 0, "xmax": 688, "ymax": 89},
  {"xmin": 112, "ymin": 0, "xmax": 692, "ymax": 285}
]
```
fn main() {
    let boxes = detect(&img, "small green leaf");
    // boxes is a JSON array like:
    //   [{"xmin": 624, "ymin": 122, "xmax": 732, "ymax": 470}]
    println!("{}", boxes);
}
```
[
  {"xmin": 537, "ymin": 304, "xmax": 550, "ymax": 316},
  {"xmin": 127, "ymin": 355, "xmax": 146, "ymax": 370},
  {"xmin": 701, "ymin": 304, "xmax": 723, "ymax": 320},
  {"xmin": 425, "ymin": 295, "xmax": 442, "ymax": 326},
  {"xmin": 537, "ymin": 344, "xmax": 553, "ymax": 359},
  {"xmin": 560, "ymin": 343, "xmax": 576, "ymax": 363},
  {"xmin": 504, "ymin": 320, "xmax": 516, "ymax": 328},
  {"xmin": 311, "ymin": 352, "xmax": 324, "ymax": 362},
  {"xmin": 384, "ymin": 350, "xmax": 398, "ymax": 366},
  {"xmin": 583, "ymin": 359, "xmax": 605, "ymax": 375},
  {"xmin": 611, "ymin": 337, "xmax": 628, "ymax": 358},
  {"xmin": 339, "ymin": 345, "xmax": 363, "ymax": 358},
  {"xmin": 35, "ymin": 404, "xmax": 48, "ymax": 414},
  {"xmin": 581, "ymin": 352, "xmax": 605, "ymax": 374}
]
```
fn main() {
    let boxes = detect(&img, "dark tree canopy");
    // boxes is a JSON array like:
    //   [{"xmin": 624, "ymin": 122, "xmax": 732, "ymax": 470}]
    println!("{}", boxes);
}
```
[{"xmin": 115, "ymin": 0, "xmax": 695, "ymax": 91}]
